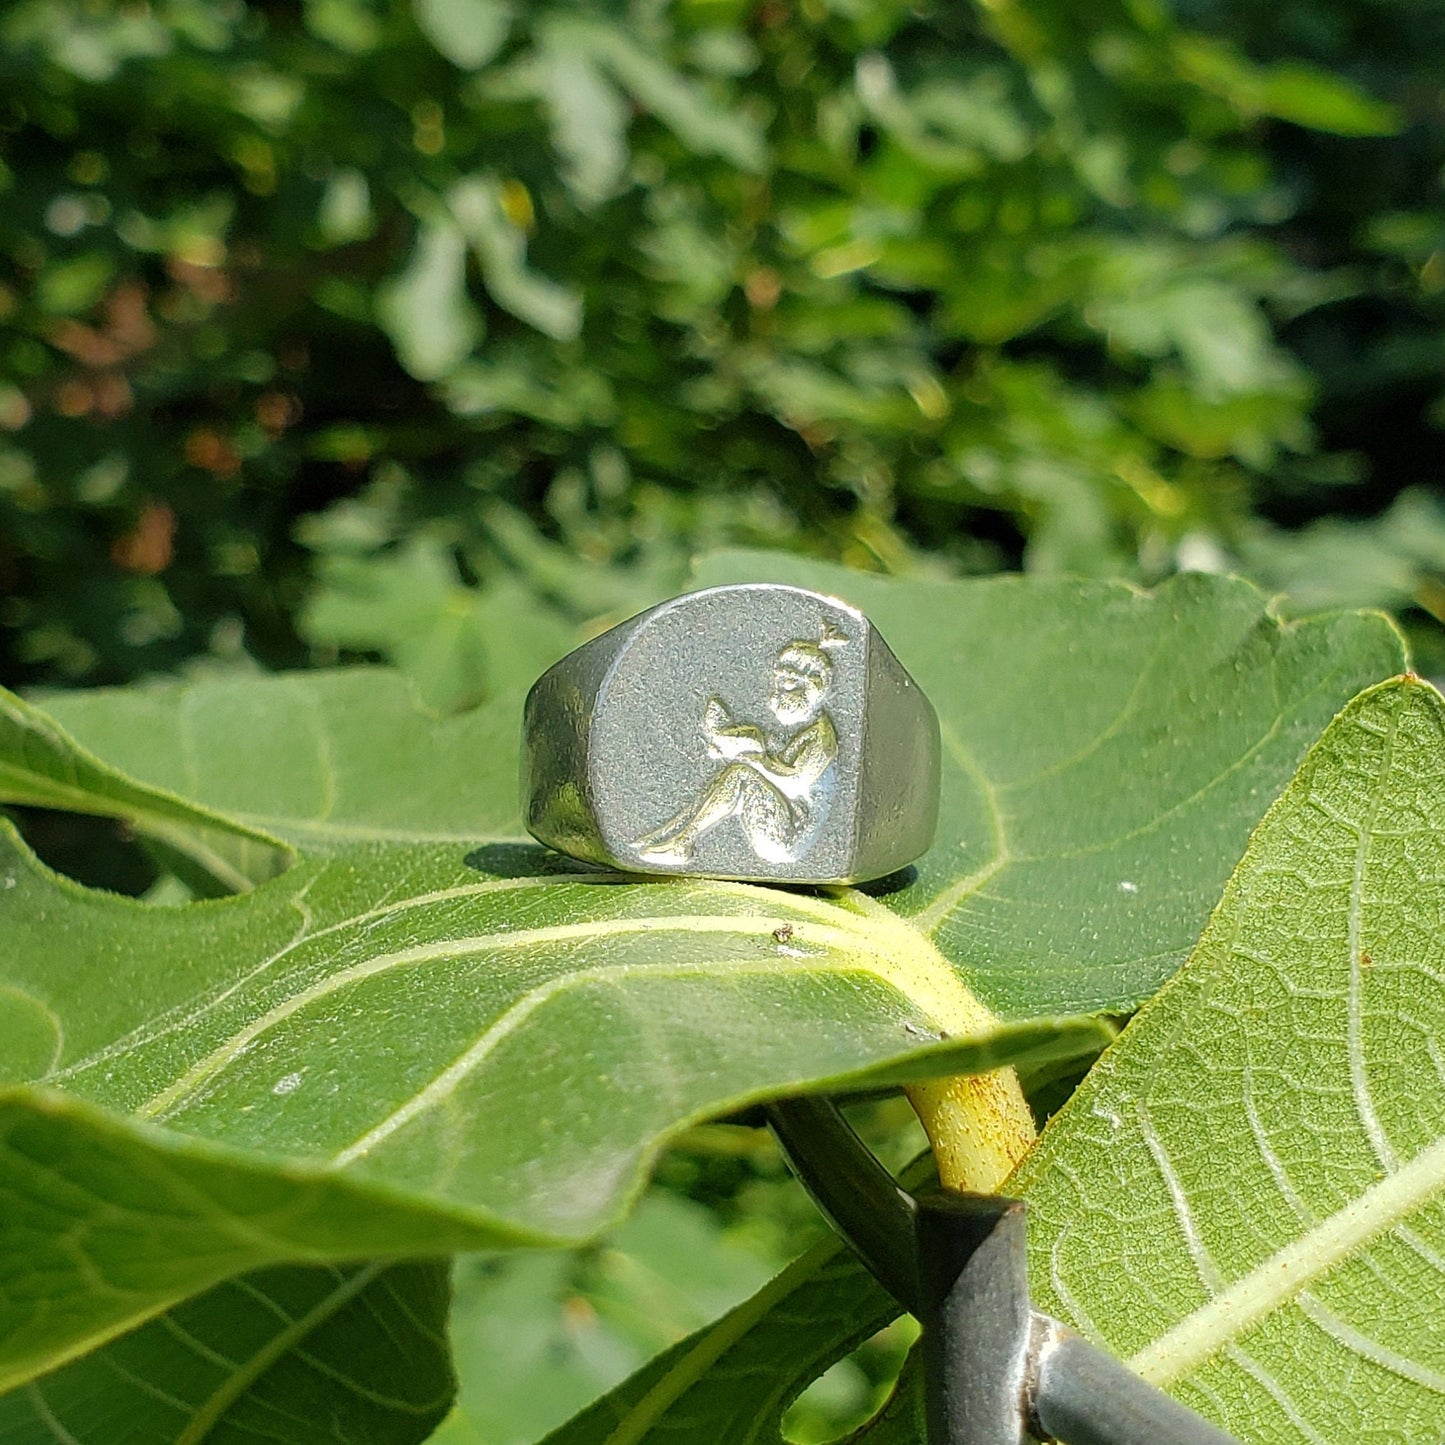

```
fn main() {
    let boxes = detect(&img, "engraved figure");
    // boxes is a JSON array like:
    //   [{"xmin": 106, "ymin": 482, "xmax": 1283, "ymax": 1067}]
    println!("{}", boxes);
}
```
[{"xmin": 637, "ymin": 629, "xmax": 845, "ymax": 866}]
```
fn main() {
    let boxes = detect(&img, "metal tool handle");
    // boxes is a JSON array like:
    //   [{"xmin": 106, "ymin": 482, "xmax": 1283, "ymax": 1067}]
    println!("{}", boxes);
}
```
[
  {"xmin": 1030, "ymin": 1324, "xmax": 1240, "ymax": 1445},
  {"xmin": 765, "ymin": 1095, "xmax": 920, "ymax": 1307}
]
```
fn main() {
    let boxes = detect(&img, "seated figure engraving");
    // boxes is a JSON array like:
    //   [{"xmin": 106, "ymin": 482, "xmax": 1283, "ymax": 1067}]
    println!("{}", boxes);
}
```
[{"xmin": 637, "ymin": 629, "xmax": 844, "ymax": 866}]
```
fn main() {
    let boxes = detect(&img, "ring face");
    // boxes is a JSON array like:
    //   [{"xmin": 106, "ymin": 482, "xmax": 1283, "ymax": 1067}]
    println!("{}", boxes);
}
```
[{"xmin": 522, "ymin": 583, "xmax": 939, "ymax": 884}]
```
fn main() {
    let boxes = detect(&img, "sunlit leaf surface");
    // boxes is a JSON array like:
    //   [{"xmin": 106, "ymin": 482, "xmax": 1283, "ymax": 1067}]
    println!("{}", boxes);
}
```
[{"xmin": 0, "ymin": 825, "xmax": 1099, "ymax": 1392}]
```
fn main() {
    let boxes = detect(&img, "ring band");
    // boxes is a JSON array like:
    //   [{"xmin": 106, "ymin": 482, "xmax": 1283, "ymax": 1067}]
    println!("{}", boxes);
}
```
[{"xmin": 521, "ymin": 583, "xmax": 939, "ymax": 884}]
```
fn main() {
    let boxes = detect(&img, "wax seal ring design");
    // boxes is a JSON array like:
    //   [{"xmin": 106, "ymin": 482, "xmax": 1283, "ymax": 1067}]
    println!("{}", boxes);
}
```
[{"xmin": 521, "ymin": 583, "xmax": 940, "ymax": 884}]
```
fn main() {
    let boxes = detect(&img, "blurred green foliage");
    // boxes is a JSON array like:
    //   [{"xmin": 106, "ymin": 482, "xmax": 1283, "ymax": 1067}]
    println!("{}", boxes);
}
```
[
  {"xmin": 431, "ymin": 1104, "xmax": 930, "ymax": 1445},
  {"xmin": 2, "ymin": 0, "xmax": 1442, "ymax": 697}
]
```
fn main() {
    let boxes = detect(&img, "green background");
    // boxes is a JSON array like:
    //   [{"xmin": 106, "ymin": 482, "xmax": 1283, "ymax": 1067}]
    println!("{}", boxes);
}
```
[
  {"xmin": 2, "ymin": 1, "xmax": 1443, "ymax": 1440},
  {"xmin": 1, "ymin": 0, "xmax": 1442, "ymax": 704}
]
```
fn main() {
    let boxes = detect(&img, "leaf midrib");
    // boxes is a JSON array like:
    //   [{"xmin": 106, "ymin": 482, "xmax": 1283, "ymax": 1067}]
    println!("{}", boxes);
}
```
[
  {"xmin": 138, "ymin": 907, "xmax": 981, "ymax": 1131},
  {"xmin": 44, "ymin": 874, "xmax": 945, "ymax": 1099},
  {"xmin": 1128, "ymin": 1130, "xmax": 1445, "ymax": 1385},
  {"xmin": 43, "ymin": 872, "xmax": 609, "ymax": 1086},
  {"xmin": 1345, "ymin": 705, "xmax": 1399, "ymax": 1173}
]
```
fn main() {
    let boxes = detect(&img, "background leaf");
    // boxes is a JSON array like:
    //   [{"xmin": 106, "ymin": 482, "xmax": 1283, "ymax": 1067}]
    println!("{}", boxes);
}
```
[
  {"xmin": 298, "ymin": 538, "xmax": 576, "ymax": 715},
  {"xmin": 534, "ymin": 22, "xmax": 631, "ymax": 207},
  {"xmin": 538, "ymin": 1233, "xmax": 900, "ymax": 1445},
  {"xmin": 376, "ymin": 220, "xmax": 482, "ymax": 382},
  {"xmin": 414, "ymin": 0, "xmax": 511, "ymax": 71},
  {"xmin": 0, "ymin": 1262, "xmax": 453, "ymax": 1445},
  {"xmin": 450, "ymin": 176, "xmax": 583, "ymax": 342},
  {"xmin": 435, "ymin": 1191, "xmax": 785, "ymax": 1445},
  {"xmin": 5, "ymin": 0, "xmax": 1442, "ymax": 695},
  {"xmin": 575, "ymin": 19, "xmax": 766, "ymax": 172}
]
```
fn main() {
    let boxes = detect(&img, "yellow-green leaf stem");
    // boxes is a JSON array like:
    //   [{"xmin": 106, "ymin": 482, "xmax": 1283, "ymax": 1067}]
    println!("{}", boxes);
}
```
[
  {"xmin": 908, "ymin": 1068, "xmax": 1037, "ymax": 1194},
  {"xmin": 831, "ymin": 890, "xmax": 1037, "ymax": 1191}
]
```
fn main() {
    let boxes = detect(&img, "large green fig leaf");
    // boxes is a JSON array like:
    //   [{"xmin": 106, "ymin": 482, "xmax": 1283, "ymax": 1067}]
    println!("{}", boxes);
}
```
[
  {"xmin": 436, "ymin": 1190, "xmax": 786, "ymax": 1445},
  {"xmin": 558, "ymin": 674, "xmax": 1445, "ymax": 1445},
  {"xmin": 693, "ymin": 555, "xmax": 1404, "ymax": 1012},
  {"xmin": 0, "ymin": 826, "xmax": 1101, "ymax": 1392},
  {"xmin": 32, "ymin": 566, "xmax": 1404, "ymax": 1014},
  {"xmin": 0, "ymin": 564, "xmax": 1405, "ymax": 1410},
  {"xmin": 0, "ymin": 1261, "xmax": 453, "ymax": 1445},
  {"xmin": 1012, "ymin": 674, "xmax": 1445, "ymax": 1440}
]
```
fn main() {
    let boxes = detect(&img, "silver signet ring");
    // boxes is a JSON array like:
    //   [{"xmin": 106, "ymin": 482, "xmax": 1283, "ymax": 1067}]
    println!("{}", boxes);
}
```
[{"xmin": 521, "ymin": 583, "xmax": 940, "ymax": 884}]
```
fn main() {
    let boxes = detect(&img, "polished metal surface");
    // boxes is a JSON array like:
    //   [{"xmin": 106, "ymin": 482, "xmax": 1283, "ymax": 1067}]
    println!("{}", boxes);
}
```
[
  {"xmin": 916, "ymin": 1189, "xmax": 1035, "ymax": 1445},
  {"xmin": 522, "ymin": 583, "xmax": 939, "ymax": 884}
]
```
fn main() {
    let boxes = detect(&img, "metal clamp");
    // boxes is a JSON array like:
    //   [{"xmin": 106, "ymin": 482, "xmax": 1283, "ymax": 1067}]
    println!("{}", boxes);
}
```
[{"xmin": 767, "ymin": 1097, "xmax": 1242, "ymax": 1445}]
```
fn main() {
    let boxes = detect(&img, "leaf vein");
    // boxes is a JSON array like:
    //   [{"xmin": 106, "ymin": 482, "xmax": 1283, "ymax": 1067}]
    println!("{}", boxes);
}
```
[
  {"xmin": 1130, "ymin": 1130, "xmax": 1445, "ymax": 1386},
  {"xmin": 1297, "ymin": 1292, "xmax": 1445, "ymax": 1393}
]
